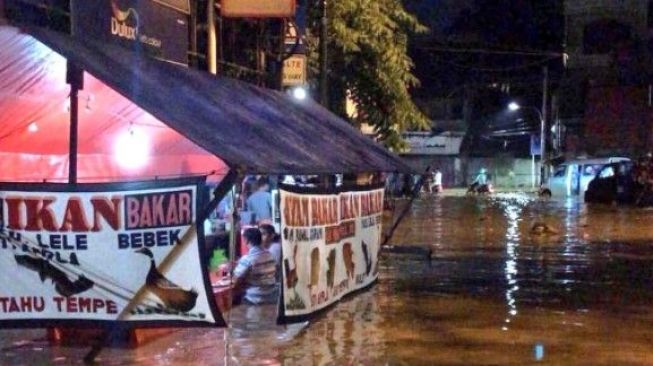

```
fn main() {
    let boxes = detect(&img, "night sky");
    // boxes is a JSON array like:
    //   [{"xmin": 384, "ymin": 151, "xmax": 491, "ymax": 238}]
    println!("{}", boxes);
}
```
[
  {"xmin": 405, "ymin": 0, "xmax": 565, "ymax": 156},
  {"xmin": 406, "ymin": 0, "xmax": 564, "ymax": 96}
]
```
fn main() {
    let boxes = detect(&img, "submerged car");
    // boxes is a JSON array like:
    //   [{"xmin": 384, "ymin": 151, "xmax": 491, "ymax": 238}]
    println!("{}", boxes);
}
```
[
  {"xmin": 546, "ymin": 157, "xmax": 630, "ymax": 198},
  {"xmin": 584, "ymin": 160, "xmax": 638, "ymax": 204}
]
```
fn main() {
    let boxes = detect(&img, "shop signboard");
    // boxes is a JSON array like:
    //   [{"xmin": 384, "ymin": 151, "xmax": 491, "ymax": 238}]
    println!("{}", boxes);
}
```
[
  {"xmin": 278, "ymin": 185, "xmax": 383, "ymax": 322},
  {"xmin": 71, "ymin": 0, "xmax": 190, "ymax": 65},
  {"xmin": 0, "ymin": 177, "xmax": 225, "ymax": 328},
  {"xmin": 221, "ymin": 0, "xmax": 295, "ymax": 18},
  {"xmin": 402, "ymin": 132, "xmax": 463, "ymax": 155},
  {"xmin": 282, "ymin": 54, "xmax": 306, "ymax": 87}
]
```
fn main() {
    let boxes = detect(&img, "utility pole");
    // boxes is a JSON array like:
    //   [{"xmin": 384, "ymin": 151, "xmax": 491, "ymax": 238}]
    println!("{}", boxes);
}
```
[
  {"xmin": 189, "ymin": 1, "xmax": 198, "ymax": 68},
  {"xmin": 540, "ymin": 65, "xmax": 548, "ymax": 186},
  {"xmin": 319, "ymin": 0, "xmax": 328, "ymax": 106},
  {"xmin": 207, "ymin": 0, "xmax": 217, "ymax": 75}
]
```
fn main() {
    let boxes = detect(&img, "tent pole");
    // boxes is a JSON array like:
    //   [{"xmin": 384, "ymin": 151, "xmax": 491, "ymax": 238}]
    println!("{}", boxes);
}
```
[
  {"xmin": 201, "ymin": 169, "xmax": 238, "ymax": 220},
  {"xmin": 66, "ymin": 61, "xmax": 82, "ymax": 183},
  {"xmin": 228, "ymin": 172, "xmax": 244, "ymax": 271},
  {"xmin": 381, "ymin": 168, "xmax": 430, "ymax": 248},
  {"xmin": 68, "ymin": 85, "xmax": 78, "ymax": 183},
  {"xmin": 224, "ymin": 172, "xmax": 243, "ymax": 366}
]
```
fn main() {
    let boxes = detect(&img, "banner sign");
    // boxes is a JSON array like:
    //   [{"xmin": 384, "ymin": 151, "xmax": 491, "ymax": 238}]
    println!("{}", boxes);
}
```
[
  {"xmin": 0, "ymin": 178, "xmax": 225, "ymax": 328},
  {"xmin": 221, "ymin": 0, "xmax": 296, "ymax": 18},
  {"xmin": 71, "ymin": 0, "xmax": 190, "ymax": 65},
  {"xmin": 530, "ymin": 134, "xmax": 542, "ymax": 156},
  {"xmin": 278, "ymin": 185, "xmax": 384, "ymax": 322}
]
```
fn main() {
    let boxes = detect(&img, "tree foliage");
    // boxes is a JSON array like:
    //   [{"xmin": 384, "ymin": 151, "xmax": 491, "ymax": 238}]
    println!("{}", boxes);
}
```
[{"xmin": 305, "ymin": 0, "xmax": 430, "ymax": 149}]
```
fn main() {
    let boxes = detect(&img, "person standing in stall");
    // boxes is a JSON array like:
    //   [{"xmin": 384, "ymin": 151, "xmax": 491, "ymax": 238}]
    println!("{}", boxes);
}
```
[
  {"xmin": 259, "ymin": 224, "xmax": 282, "ymax": 281},
  {"xmin": 246, "ymin": 177, "xmax": 272, "ymax": 224},
  {"xmin": 233, "ymin": 228, "xmax": 278, "ymax": 305}
]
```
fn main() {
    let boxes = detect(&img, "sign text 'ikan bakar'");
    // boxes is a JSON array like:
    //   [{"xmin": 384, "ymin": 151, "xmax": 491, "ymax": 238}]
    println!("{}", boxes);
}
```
[{"xmin": 2, "ymin": 190, "xmax": 193, "ymax": 249}]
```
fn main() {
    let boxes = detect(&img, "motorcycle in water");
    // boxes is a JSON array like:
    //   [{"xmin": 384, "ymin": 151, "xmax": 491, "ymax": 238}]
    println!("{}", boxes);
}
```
[{"xmin": 466, "ymin": 182, "xmax": 494, "ymax": 195}]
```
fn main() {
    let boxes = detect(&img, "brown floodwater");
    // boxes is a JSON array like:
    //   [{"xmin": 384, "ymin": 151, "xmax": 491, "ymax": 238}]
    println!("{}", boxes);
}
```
[{"xmin": 3, "ymin": 193, "xmax": 653, "ymax": 365}]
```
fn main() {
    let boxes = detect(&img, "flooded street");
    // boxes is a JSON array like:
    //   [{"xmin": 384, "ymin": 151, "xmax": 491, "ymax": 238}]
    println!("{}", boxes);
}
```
[{"xmin": 3, "ymin": 193, "xmax": 653, "ymax": 365}]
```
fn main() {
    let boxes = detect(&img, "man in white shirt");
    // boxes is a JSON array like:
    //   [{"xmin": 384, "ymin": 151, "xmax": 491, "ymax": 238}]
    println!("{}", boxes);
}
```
[{"xmin": 430, "ymin": 168, "xmax": 443, "ymax": 193}]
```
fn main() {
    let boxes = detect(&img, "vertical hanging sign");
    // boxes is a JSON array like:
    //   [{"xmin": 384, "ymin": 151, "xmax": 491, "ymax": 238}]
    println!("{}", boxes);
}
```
[
  {"xmin": 0, "ymin": 177, "xmax": 225, "ymax": 328},
  {"xmin": 278, "ymin": 185, "xmax": 384, "ymax": 323}
]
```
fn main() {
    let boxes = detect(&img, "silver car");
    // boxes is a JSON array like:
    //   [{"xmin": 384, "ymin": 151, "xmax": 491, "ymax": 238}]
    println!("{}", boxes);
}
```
[{"xmin": 547, "ymin": 157, "xmax": 631, "ymax": 198}]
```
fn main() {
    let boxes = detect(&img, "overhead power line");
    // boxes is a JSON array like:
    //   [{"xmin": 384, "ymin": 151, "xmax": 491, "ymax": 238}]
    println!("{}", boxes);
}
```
[
  {"xmin": 416, "ymin": 45, "xmax": 565, "ymax": 58},
  {"xmin": 430, "ymin": 55, "xmax": 559, "ymax": 72}
]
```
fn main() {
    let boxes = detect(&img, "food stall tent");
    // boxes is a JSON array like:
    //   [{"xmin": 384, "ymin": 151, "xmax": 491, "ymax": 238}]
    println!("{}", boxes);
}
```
[
  {"xmin": 0, "ymin": 24, "xmax": 415, "ymax": 354},
  {"xmin": 0, "ymin": 26, "xmax": 413, "ymax": 182}
]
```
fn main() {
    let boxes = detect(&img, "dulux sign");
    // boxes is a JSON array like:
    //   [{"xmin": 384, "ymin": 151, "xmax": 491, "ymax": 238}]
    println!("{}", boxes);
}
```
[{"xmin": 72, "ymin": 0, "xmax": 190, "ymax": 65}]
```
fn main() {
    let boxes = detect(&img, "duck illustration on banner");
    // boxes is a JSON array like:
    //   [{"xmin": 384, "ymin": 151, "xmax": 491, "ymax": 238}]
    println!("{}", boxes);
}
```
[{"xmin": 135, "ymin": 248, "xmax": 197, "ymax": 313}]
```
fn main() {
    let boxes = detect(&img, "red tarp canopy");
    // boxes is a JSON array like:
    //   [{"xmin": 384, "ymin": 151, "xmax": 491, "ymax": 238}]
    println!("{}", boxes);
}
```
[
  {"xmin": 0, "ymin": 26, "xmax": 227, "ymax": 182},
  {"xmin": 0, "ymin": 25, "xmax": 414, "ymax": 182}
]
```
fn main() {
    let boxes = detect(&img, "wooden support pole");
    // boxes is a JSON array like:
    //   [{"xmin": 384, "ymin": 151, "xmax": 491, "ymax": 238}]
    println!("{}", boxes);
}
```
[{"xmin": 83, "ymin": 170, "xmax": 237, "ymax": 364}]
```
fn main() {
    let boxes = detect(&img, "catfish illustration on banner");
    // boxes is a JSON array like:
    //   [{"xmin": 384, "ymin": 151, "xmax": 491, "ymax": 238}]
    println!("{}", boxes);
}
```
[
  {"xmin": 342, "ymin": 242, "xmax": 355, "ymax": 280},
  {"xmin": 326, "ymin": 249, "xmax": 336, "ymax": 288},
  {"xmin": 14, "ymin": 254, "xmax": 94, "ymax": 297},
  {"xmin": 362, "ymin": 241, "xmax": 372, "ymax": 276},
  {"xmin": 309, "ymin": 248, "xmax": 320, "ymax": 289}
]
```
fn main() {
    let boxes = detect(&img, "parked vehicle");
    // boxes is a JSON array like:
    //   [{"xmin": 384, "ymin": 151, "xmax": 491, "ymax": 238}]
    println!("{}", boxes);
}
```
[
  {"xmin": 545, "ymin": 157, "xmax": 631, "ymax": 198},
  {"xmin": 584, "ymin": 159, "xmax": 653, "ymax": 204}
]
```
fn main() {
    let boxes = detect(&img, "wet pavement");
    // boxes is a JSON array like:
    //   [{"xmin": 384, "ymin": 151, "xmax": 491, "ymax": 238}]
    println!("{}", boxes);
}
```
[{"xmin": 3, "ymin": 193, "xmax": 653, "ymax": 365}]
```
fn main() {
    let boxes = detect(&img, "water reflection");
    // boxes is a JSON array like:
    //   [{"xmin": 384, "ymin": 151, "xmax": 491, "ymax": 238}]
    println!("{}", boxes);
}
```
[{"xmin": 502, "ymin": 201, "xmax": 521, "ymax": 329}]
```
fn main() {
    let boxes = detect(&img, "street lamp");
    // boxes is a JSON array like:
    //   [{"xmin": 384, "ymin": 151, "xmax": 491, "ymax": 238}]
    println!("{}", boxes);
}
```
[
  {"xmin": 291, "ymin": 86, "xmax": 308, "ymax": 100},
  {"xmin": 508, "ymin": 102, "xmax": 546, "ymax": 187}
]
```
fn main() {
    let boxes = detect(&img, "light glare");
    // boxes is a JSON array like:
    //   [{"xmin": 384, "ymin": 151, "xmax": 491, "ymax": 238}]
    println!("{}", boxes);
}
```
[
  {"xmin": 114, "ymin": 128, "xmax": 150, "ymax": 169},
  {"xmin": 508, "ymin": 102, "xmax": 520, "ymax": 111},
  {"xmin": 292, "ymin": 87, "xmax": 307, "ymax": 100}
]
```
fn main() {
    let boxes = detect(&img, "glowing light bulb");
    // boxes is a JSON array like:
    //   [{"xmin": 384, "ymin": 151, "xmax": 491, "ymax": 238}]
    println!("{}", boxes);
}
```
[{"xmin": 114, "ymin": 126, "xmax": 150, "ymax": 169}]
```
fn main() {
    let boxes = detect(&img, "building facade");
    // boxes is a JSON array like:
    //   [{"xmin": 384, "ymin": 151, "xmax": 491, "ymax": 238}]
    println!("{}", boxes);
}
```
[{"xmin": 560, "ymin": 0, "xmax": 653, "ymax": 157}]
